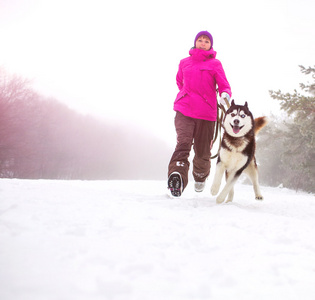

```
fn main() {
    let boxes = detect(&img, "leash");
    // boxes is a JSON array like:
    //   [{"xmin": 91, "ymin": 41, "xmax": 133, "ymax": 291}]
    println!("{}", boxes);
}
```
[
  {"xmin": 210, "ymin": 97, "xmax": 230, "ymax": 160},
  {"xmin": 224, "ymin": 97, "xmax": 231, "ymax": 108}
]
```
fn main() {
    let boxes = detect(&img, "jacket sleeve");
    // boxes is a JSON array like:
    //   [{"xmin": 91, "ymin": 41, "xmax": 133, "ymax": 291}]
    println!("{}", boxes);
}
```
[
  {"xmin": 176, "ymin": 62, "xmax": 184, "ymax": 90},
  {"xmin": 214, "ymin": 60, "xmax": 232, "ymax": 97}
]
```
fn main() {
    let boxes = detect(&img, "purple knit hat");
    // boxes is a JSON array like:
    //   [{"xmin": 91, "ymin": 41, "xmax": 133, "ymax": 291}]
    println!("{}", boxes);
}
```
[{"xmin": 194, "ymin": 31, "xmax": 213, "ymax": 49}]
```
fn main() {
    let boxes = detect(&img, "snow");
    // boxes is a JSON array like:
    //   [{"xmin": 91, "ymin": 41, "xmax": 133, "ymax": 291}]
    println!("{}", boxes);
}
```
[{"xmin": 0, "ymin": 179, "xmax": 315, "ymax": 300}]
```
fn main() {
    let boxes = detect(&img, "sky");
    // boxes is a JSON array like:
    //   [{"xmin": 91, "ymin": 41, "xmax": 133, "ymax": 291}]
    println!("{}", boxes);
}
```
[{"xmin": 0, "ymin": 0, "xmax": 314, "ymax": 146}]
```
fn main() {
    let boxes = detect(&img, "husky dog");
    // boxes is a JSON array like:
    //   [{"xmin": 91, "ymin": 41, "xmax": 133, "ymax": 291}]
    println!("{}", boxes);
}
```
[{"xmin": 211, "ymin": 100, "xmax": 267, "ymax": 204}]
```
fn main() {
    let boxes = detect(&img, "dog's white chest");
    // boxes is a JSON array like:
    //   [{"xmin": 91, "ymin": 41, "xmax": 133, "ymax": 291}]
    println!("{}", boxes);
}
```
[{"xmin": 220, "ymin": 147, "xmax": 248, "ymax": 172}]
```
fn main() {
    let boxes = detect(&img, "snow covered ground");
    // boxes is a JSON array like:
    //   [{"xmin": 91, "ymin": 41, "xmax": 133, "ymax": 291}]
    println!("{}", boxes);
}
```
[{"xmin": 0, "ymin": 179, "xmax": 314, "ymax": 300}]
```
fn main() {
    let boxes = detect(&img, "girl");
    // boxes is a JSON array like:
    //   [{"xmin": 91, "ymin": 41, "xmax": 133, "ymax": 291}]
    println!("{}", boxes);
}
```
[{"xmin": 168, "ymin": 30, "xmax": 232, "ymax": 197}]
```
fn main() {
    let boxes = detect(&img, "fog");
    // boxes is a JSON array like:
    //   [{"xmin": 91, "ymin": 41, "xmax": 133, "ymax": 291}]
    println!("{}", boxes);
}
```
[
  {"xmin": 0, "ymin": 0, "xmax": 314, "ymax": 148},
  {"xmin": 0, "ymin": 0, "xmax": 314, "ymax": 182},
  {"xmin": 0, "ymin": 70, "xmax": 172, "ymax": 180}
]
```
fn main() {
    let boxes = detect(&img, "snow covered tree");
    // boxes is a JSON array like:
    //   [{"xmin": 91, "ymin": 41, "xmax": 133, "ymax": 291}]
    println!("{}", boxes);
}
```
[{"xmin": 258, "ymin": 66, "xmax": 315, "ymax": 192}]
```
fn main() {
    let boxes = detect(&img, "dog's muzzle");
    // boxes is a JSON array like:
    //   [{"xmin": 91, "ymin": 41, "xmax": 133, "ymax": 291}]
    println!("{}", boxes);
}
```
[{"xmin": 231, "ymin": 119, "xmax": 243, "ymax": 134}]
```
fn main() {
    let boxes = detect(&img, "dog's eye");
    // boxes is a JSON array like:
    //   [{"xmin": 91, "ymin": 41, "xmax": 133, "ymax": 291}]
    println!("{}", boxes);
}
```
[
  {"xmin": 240, "ymin": 114, "xmax": 246, "ymax": 118},
  {"xmin": 231, "ymin": 113, "xmax": 236, "ymax": 117}
]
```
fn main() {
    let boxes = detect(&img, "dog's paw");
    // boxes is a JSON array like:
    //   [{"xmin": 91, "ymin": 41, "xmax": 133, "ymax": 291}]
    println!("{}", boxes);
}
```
[
  {"xmin": 255, "ymin": 195, "xmax": 264, "ymax": 201},
  {"xmin": 211, "ymin": 183, "xmax": 220, "ymax": 196},
  {"xmin": 216, "ymin": 195, "xmax": 225, "ymax": 204}
]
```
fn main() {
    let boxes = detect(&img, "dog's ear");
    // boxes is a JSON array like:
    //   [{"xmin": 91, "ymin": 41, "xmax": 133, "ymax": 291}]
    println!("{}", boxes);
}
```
[
  {"xmin": 231, "ymin": 100, "xmax": 235, "ymax": 106},
  {"xmin": 245, "ymin": 101, "xmax": 248, "ymax": 108}
]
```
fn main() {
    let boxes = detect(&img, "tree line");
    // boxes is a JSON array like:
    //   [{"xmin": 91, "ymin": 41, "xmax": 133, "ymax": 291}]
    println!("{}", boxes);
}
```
[
  {"xmin": 1, "ymin": 66, "xmax": 314, "ymax": 192},
  {"xmin": 0, "ymin": 68, "xmax": 171, "ymax": 180}
]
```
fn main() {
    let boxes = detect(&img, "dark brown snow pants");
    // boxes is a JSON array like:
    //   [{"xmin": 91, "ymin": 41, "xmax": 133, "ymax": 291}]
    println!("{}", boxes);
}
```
[{"xmin": 168, "ymin": 112, "xmax": 215, "ymax": 191}]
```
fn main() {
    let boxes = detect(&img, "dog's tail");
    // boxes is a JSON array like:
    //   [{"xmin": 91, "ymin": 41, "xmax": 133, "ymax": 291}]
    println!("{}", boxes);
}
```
[{"xmin": 254, "ymin": 117, "xmax": 268, "ymax": 135}]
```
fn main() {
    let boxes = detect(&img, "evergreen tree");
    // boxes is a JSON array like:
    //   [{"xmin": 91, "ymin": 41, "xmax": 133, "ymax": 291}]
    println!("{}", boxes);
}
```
[{"xmin": 259, "ymin": 66, "xmax": 315, "ymax": 192}]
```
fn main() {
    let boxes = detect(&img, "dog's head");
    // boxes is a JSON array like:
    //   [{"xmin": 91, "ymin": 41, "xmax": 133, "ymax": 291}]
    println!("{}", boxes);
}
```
[{"xmin": 223, "ymin": 100, "xmax": 254, "ymax": 137}]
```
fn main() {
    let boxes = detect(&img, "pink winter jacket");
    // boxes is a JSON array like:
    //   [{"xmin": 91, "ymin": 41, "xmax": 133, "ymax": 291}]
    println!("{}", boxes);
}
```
[{"xmin": 174, "ymin": 48, "xmax": 231, "ymax": 121}]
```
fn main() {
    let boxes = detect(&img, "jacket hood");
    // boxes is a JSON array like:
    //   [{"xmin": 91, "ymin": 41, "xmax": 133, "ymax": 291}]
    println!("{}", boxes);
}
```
[{"xmin": 189, "ymin": 48, "xmax": 217, "ymax": 60}]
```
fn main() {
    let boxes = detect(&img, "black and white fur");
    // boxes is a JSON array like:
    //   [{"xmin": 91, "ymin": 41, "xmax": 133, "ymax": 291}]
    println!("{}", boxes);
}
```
[{"xmin": 211, "ymin": 100, "xmax": 267, "ymax": 204}]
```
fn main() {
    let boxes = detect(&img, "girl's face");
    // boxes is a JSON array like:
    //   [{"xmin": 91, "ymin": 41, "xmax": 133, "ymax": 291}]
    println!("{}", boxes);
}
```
[{"xmin": 195, "ymin": 35, "xmax": 211, "ymax": 51}]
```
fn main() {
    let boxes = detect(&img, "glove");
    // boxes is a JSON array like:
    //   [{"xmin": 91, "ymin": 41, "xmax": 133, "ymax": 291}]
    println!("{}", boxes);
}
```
[{"xmin": 220, "ymin": 92, "xmax": 230, "ymax": 106}]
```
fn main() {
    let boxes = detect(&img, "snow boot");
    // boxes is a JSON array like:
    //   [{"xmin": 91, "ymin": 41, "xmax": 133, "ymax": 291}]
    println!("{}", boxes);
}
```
[
  {"xmin": 194, "ymin": 181, "xmax": 205, "ymax": 193},
  {"xmin": 168, "ymin": 172, "xmax": 183, "ymax": 197}
]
